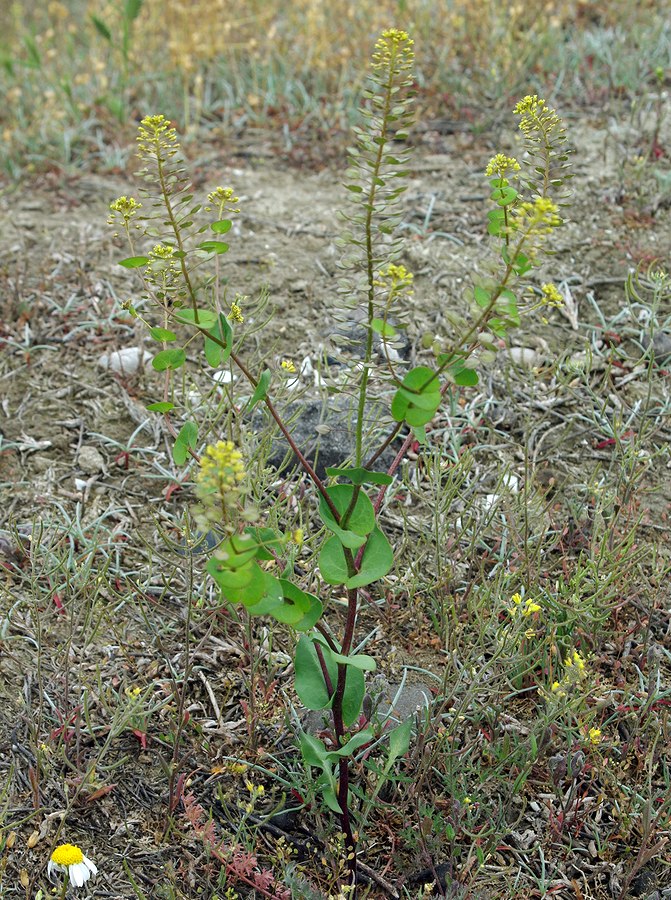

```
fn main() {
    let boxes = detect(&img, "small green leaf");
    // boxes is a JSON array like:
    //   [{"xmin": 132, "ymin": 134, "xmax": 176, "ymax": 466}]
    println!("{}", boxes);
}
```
[
  {"xmin": 174, "ymin": 309, "xmax": 218, "ymax": 329},
  {"xmin": 91, "ymin": 15, "xmax": 112, "ymax": 41},
  {"xmin": 474, "ymin": 285, "xmax": 491, "ymax": 309},
  {"xmin": 451, "ymin": 366, "xmax": 479, "ymax": 387},
  {"xmin": 330, "ymin": 728, "xmax": 374, "ymax": 758},
  {"xmin": 299, "ymin": 730, "xmax": 330, "ymax": 766},
  {"xmin": 245, "ymin": 526, "xmax": 284, "ymax": 560},
  {"xmin": 346, "ymin": 526, "xmax": 393, "ymax": 588},
  {"xmin": 279, "ymin": 580, "xmax": 323, "ymax": 631},
  {"xmin": 215, "ymin": 533, "xmax": 259, "ymax": 569},
  {"xmin": 204, "ymin": 313, "xmax": 233, "ymax": 367},
  {"xmin": 208, "ymin": 558, "xmax": 269, "ymax": 605},
  {"xmin": 345, "ymin": 184, "xmax": 364, "ymax": 193},
  {"xmin": 318, "ymin": 485, "xmax": 376, "ymax": 549},
  {"xmin": 246, "ymin": 369, "xmax": 271, "ymax": 411},
  {"xmin": 146, "ymin": 401, "xmax": 174, "ymax": 413},
  {"xmin": 493, "ymin": 185, "xmax": 518, "ymax": 207},
  {"xmin": 149, "ymin": 327, "xmax": 177, "ymax": 342},
  {"xmin": 119, "ymin": 256, "xmax": 150, "ymax": 268},
  {"xmin": 401, "ymin": 366, "xmax": 441, "ymax": 395},
  {"xmin": 124, "ymin": 0, "xmax": 143, "ymax": 21},
  {"xmin": 387, "ymin": 718, "xmax": 412, "ymax": 764},
  {"xmin": 295, "ymin": 635, "xmax": 333, "ymax": 710},
  {"xmin": 172, "ymin": 419, "xmax": 198, "ymax": 465},
  {"xmin": 211, "ymin": 219, "xmax": 232, "ymax": 234},
  {"xmin": 152, "ymin": 348, "xmax": 186, "ymax": 371},
  {"xmin": 197, "ymin": 240, "xmax": 229, "ymax": 254},
  {"xmin": 341, "ymin": 666, "xmax": 365, "ymax": 726},
  {"xmin": 412, "ymin": 425, "xmax": 427, "ymax": 444},
  {"xmin": 319, "ymin": 535, "xmax": 350, "ymax": 585},
  {"xmin": 371, "ymin": 318, "xmax": 397, "ymax": 338},
  {"xmin": 397, "ymin": 386, "xmax": 442, "ymax": 411},
  {"xmin": 328, "ymin": 651, "xmax": 376, "ymax": 672},
  {"xmin": 321, "ymin": 786, "xmax": 343, "ymax": 813}
]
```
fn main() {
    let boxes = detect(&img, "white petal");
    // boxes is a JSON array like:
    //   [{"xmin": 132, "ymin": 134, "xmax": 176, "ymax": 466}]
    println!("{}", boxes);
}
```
[
  {"xmin": 83, "ymin": 856, "xmax": 98, "ymax": 876},
  {"xmin": 69, "ymin": 862, "xmax": 86, "ymax": 887}
]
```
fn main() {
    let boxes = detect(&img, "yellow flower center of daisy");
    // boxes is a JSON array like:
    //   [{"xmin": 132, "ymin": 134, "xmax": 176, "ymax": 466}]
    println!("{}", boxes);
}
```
[{"xmin": 51, "ymin": 844, "xmax": 84, "ymax": 866}]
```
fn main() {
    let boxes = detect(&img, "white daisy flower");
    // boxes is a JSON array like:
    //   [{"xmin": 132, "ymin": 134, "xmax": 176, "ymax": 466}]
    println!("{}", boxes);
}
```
[{"xmin": 48, "ymin": 843, "xmax": 98, "ymax": 889}]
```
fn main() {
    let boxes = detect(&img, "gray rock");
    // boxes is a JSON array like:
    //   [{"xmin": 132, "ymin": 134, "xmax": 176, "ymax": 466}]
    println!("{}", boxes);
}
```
[
  {"xmin": 253, "ymin": 393, "xmax": 400, "ymax": 478},
  {"xmin": 641, "ymin": 331, "xmax": 671, "ymax": 363}
]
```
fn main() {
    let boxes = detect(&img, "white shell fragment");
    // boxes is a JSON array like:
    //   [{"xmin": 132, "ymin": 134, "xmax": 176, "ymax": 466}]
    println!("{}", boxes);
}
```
[
  {"xmin": 509, "ymin": 347, "xmax": 541, "ymax": 368},
  {"xmin": 98, "ymin": 348, "xmax": 152, "ymax": 375}
]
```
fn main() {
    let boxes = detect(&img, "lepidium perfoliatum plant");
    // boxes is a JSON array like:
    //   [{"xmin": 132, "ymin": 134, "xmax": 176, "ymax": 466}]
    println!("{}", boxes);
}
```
[{"xmin": 108, "ymin": 28, "xmax": 571, "ymax": 894}]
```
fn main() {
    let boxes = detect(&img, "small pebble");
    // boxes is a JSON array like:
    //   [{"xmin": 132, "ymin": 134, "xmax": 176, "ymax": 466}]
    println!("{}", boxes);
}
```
[{"xmin": 77, "ymin": 446, "xmax": 105, "ymax": 474}]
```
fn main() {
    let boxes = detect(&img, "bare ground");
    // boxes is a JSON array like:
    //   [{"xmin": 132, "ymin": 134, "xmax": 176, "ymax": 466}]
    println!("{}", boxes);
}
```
[{"xmin": 1, "ymin": 106, "xmax": 671, "ymax": 899}]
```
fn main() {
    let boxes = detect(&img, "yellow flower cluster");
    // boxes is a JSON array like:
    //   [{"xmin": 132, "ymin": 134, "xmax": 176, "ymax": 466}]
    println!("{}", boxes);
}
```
[
  {"xmin": 485, "ymin": 154, "xmax": 521, "ymax": 178},
  {"xmin": 371, "ymin": 28, "xmax": 414, "ymax": 75},
  {"xmin": 196, "ymin": 441, "xmax": 245, "ymax": 502},
  {"xmin": 541, "ymin": 282, "xmax": 563, "ymax": 308},
  {"xmin": 549, "ymin": 649, "xmax": 588, "ymax": 699},
  {"xmin": 207, "ymin": 186, "xmax": 241, "ymax": 216},
  {"xmin": 229, "ymin": 297, "xmax": 244, "ymax": 323},
  {"xmin": 514, "ymin": 95, "xmax": 561, "ymax": 137},
  {"xmin": 244, "ymin": 779, "xmax": 265, "ymax": 813},
  {"xmin": 374, "ymin": 263, "xmax": 414, "ymax": 292},
  {"xmin": 588, "ymin": 727, "xmax": 602, "ymax": 745},
  {"xmin": 151, "ymin": 244, "xmax": 175, "ymax": 259},
  {"xmin": 509, "ymin": 592, "xmax": 541, "ymax": 617},
  {"xmin": 108, "ymin": 195, "xmax": 142, "ymax": 223},
  {"xmin": 516, "ymin": 197, "xmax": 562, "ymax": 234},
  {"xmin": 565, "ymin": 649, "xmax": 586, "ymax": 673},
  {"xmin": 281, "ymin": 359, "xmax": 296, "ymax": 373},
  {"xmin": 136, "ymin": 114, "xmax": 179, "ymax": 160}
]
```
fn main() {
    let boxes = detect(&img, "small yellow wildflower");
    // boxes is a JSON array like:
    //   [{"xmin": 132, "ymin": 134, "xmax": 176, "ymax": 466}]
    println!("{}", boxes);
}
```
[
  {"xmin": 229, "ymin": 298, "xmax": 244, "ymax": 324},
  {"xmin": 510, "ymin": 593, "xmax": 541, "ymax": 617},
  {"xmin": 151, "ymin": 244, "xmax": 175, "ymax": 259},
  {"xmin": 136, "ymin": 114, "xmax": 179, "ymax": 161},
  {"xmin": 541, "ymin": 283, "xmax": 563, "ymax": 308},
  {"xmin": 207, "ymin": 186, "xmax": 240, "ymax": 216},
  {"xmin": 550, "ymin": 681, "xmax": 566, "ymax": 698},
  {"xmin": 524, "ymin": 628, "xmax": 535, "ymax": 640},
  {"xmin": 588, "ymin": 727, "xmax": 602, "ymax": 745},
  {"xmin": 107, "ymin": 196, "xmax": 142, "ymax": 231},
  {"xmin": 48, "ymin": 844, "xmax": 97, "ymax": 888},
  {"xmin": 292, "ymin": 528, "xmax": 304, "ymax": 545},
  {"xmin": 373, "ymin": 263, "xmax": 414, "ymax": 294},
  {"xmin": 245, "ymin": 779, "xmax": 264, "ymax": 796},
  {"xmin": 196, "ymin": 441, "xmax": 245, "ymax": 498},
  {"xmin": 514, "ymin": 95, "xmax": 561, "ymax": 136},
  {"xmin": 516, "ymin": 197, "xmax": 562, "ymax": 234},
  {"xmin": 485, "ymin": 154, "xmax": 521, "ymax": 178},
  {"xmin": 108, "ymin": 195, "xmax": 142, "ymax": 221},
  {"xmin": 565, "ymin": 649, "xmax": 586, "ymax": 673},
  {"xmin": 281, "ymin": 359, "xmax": 296, "ymax": 373},
  {"xmin": 372, "ymin": 29, "xmax": 414, "ymax": 75}
]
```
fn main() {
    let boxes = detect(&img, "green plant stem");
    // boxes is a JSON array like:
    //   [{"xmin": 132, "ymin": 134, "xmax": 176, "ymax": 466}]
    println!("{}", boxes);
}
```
[
  {"xmin": 155, "ymin": 146, "xmax": 200, "ymax": 321},
  {"xmin": 354, "ymin": 47, "xmax": 398, "ymax": 468}
]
